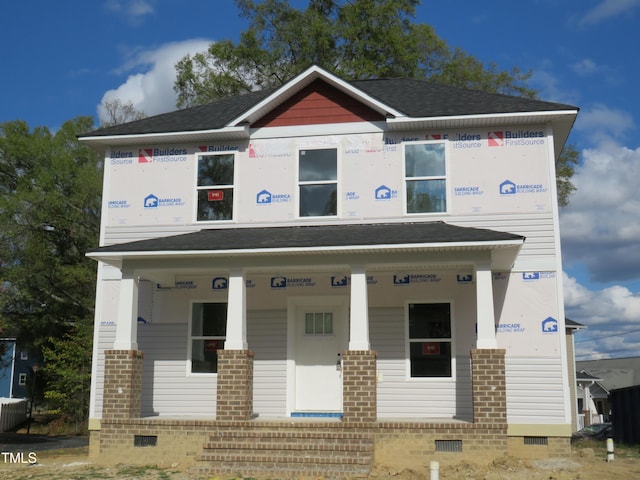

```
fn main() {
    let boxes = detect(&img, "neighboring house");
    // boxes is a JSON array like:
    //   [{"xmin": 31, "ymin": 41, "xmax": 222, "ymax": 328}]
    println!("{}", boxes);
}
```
[
  {"xmin": 576, "ymin": 370, "xmax": 609, "ymax": 428},
  {"xmin": 0, "ymin": 339, "xmax": 37, "ymax": 399},
  {"xmin": 565, "ymin": 318, "xmax": 586, "ymax": 432},
  {"xmin": 80, "ymin": 66, "xmax": 579, "ymax": 475},
  {"xmin": 0, "ymin": 339, "xmax": 17, "ymax": 398}
]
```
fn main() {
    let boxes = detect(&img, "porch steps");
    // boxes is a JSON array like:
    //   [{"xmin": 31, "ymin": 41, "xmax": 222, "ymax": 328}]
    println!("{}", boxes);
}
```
[{"xmin": 192, "ymin": 424, "xmax": 374, "ymax": 478}]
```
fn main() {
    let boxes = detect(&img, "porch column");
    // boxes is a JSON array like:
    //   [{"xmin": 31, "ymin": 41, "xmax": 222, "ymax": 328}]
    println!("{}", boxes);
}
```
[
  {"xmin": 103, "ymin": 268, "xmax": 143, "ymax": 420},
  {"xmin": 348, "ymin": 266, "xmax": 370, "ymax": 350},
  {"xmin": 343, "ymin": 266, "xmax": 377, "ymax": 423},
  {"xmin": 475, "ymin": 262, "xmax": 497, "ymax": 349},
  {"xmin": 471, "ymin": 348, "xmax": 507, "ymax": 425},
  {"xmin": 225, "ymin": 268, "xmax": 247, "ymax": 350},
  {"xmin": 113, "ymin": 269, "xmax": 139, "ymax": 350},
  {"xmin": 216, "ymin": 268, "xmax": 254, "ymax": 421}
]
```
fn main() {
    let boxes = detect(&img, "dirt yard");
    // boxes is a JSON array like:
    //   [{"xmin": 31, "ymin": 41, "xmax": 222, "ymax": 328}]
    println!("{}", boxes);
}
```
[{"xmin": 2, "ymin": 443, "xmax": 639, "ymax": 479}]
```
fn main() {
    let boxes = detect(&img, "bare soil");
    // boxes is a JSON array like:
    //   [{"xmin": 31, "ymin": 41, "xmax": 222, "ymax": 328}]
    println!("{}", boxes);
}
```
[{"xmin": 2, "ymin": 443, "xmax": 639, "ymax": 479}]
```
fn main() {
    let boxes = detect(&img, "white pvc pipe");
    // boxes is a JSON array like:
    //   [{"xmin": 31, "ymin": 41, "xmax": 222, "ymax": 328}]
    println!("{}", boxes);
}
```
[
  {"xmin": 607, "ymin": 438, "xmax": 615, "ymax": 462},
  {"xmin": 430, "ymin": 460, "xmax": 440, "ymax": 480}
]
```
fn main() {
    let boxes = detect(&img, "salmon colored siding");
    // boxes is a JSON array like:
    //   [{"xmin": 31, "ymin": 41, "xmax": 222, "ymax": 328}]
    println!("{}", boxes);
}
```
[{"xmin": 252, "ymin": 79, "xmax": 385, "ymax": 128}]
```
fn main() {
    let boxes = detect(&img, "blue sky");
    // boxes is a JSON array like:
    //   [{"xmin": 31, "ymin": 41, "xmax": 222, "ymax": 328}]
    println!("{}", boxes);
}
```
[{"xmin": 1, "ymin": 0, "xmax": 639, "ymax": 360}]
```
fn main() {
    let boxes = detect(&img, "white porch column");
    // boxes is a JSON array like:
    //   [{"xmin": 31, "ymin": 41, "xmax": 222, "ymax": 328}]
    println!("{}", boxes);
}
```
[
  {"xmin": 475, "ymin": 263, "xmax": 497, "ymax": 349},
  {"xmin": 113, "ymin": 269, "xmax": 139, "ymax": 350},
  {"xmin": 225, "ymin": 269, "xmax": 248, "ymax": 350},
  {"xmin": 349, "ymin": 265, "xmax": 370, "ymax": 350}
]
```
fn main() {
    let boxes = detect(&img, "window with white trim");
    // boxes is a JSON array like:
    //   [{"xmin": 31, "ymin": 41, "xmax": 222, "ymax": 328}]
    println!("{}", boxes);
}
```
[
  {"xmin": 190, "ymin": 302, "xmax": 227, "ymax": 373},
  {"xmin": 408, "ymin": 302, "xmax": 452, "ymax": 377},
  {"xmin": 196, "ymin": 153, "xmax": 234, "ymax": 221},
  {"xmin": 18, "ymin": 373, "xmax": 27, "ymax": 385},
  {"xmin": 304, "ymin": 312, "xmax": 334, "ymax": 335},
  {"xmin": 404, "ymin": 142, "xmax": 447, "ymax": 213},
  {"xmin": 298, "ymin": 148, "xmax": 337, "ymax": 217}
]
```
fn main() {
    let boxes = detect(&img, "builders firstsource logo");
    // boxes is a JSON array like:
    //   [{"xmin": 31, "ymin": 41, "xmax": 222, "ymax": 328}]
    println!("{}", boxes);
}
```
[
  {"xmin": 138, "ymin": 147, "xmax": 188, "ymax": 163},
  {"xmin": 488, "ymin": 130, "xmax": 545, "ymax": 147}
]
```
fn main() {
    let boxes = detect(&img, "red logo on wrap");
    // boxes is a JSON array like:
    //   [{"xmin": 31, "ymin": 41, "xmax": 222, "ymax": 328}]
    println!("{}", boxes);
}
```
[
  {"xmin": 198, "ymin": 146, "xmax": 207, "ymax": 152},
  {"xmin": 426, "ymin": 134, "xmax": 443, "ymax": 140},
  {"xmin": 138, "ymin": 149, "xmax": 153, "ymax": 162},
  {"xmin": 488, "ymin": 131, "xmax": 504, "ymax": 147}
]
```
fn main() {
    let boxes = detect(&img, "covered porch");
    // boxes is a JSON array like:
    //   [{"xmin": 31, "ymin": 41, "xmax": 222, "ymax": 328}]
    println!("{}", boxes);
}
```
[{"xmin": 88, "ymin": 222, "xmax": 524, "ymax": 472}]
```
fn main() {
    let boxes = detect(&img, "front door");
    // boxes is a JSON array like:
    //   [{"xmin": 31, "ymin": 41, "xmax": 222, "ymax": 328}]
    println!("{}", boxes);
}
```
[{"xmin": 293, "ymin": 300, "xmax": 348, "ymax": 414}]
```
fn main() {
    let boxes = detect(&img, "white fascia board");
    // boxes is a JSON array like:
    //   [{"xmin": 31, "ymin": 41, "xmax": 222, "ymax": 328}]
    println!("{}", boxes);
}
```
[
  {"xmin": 79, "ymin": 125, "xmax": 249, "ymax": 147},
  {"xmin": 229, "ymin": 65, "xmax": 404, "ymax": 126},
  {"xmin": 86, "ymin": 238, "xmax": 523, "ymax": 263},
  {"xmin": 386, "ymin": 109, "xmax": 579, "ymax": 129}
]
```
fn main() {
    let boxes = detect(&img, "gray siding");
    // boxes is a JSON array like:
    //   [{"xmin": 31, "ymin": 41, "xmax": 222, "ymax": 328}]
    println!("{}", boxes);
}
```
[
  {"xmin": 506, "ymin": 356, "xmax": 566, "ymax": 423},
  {"xmin": 138, "ymin": 322, "xmax": 216, "ymax": 417},
  {"xmin": 248, "ymin": 310, "xmax": 288, "ymax": 417},
  {"xmin": 371, "ymin": 307, "xmax": 472, "ymax": 420}
]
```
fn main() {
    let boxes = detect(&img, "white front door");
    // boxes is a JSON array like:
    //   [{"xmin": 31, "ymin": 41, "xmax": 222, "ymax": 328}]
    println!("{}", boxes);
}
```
[{"xmin": 292, "ymin": 300, "xmax": 348, "ymax": 414}]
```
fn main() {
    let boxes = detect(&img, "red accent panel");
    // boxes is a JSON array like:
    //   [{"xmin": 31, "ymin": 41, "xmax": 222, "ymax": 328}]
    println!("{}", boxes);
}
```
[{"xmin": 252, "ymin": 79, "xmax": 385, "ymax": 128}]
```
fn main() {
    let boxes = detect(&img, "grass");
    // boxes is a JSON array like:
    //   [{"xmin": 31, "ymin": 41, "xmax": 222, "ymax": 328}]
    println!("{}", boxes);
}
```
[{"xmin": 573, "ymin": 439, "xmax": 640, "ymax": 460}]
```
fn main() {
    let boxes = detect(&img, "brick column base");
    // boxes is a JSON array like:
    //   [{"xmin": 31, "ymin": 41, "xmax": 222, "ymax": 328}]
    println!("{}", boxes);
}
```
[
  {"xmin": 471, "ymin": 349, "xmax": 507, "ymax": 425},
  {"xmin": 103, "ymin": 350, "xmax": 144, "ymax": 420},
  {"xmin": 342, "ymin": 350, "xmax": 377, "ymax": 423},
  {"xmin": 216, "ymin": 349, "xmax": 254, "ymax": 421}
]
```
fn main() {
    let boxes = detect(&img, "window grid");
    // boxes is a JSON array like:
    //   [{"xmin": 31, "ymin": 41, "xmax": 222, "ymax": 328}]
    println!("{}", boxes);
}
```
[{"xmin": 196, "ymin": 153, "xmax": 235, "ymax": 221}]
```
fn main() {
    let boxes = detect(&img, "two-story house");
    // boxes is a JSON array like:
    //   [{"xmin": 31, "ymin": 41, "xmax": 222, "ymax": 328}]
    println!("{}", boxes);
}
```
[{"xmin": 80, "ymin": 66, "xmax": 579, "ymax": 476}]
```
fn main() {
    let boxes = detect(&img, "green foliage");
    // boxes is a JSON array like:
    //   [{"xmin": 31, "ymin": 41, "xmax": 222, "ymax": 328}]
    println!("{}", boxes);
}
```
[
  {"xmin": 174, "ymin": 0, "xmax": 536, "ymax": 108},
  {"xmin": 556, "ymin": 144, "xmax": 579, "ymax": 207},
  {"xmin": 42, "ymin": 320, "xmax": 93, "ymax": 433},
  {"xmin": 0, "ymin": 117, "xmax": 101, "ymax": 428}
]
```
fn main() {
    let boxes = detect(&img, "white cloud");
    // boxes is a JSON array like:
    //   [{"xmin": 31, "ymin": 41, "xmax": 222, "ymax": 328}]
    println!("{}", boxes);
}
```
[
  {"xmin": 578, "ymin": 0, "xmax": 640, "ymax": 26},
  {"xmin": 573, "ymin": 104, "xmax": 635, "ymax": 143},
  {"xmin": 560, "ymin": 141, "xmax": 640, "ymax": 283},
  {"xmin": 570, "ymin": 58, "xmax": 598, "ymax": 76},
  {"xmin": 564, "ymin": 273, "xmax": 640, "ymax": 359},
  {"xmin": 97, "ymin": 39, "xmax": 212, "ymax": 124},
  {"xmin": 105, "ymin": 0, "xmax": 155, "ymax": 23}
]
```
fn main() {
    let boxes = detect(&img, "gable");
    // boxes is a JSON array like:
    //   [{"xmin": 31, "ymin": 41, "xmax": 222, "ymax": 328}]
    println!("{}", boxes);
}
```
[{"xmin": 251, "ymin": 79, "xmax": 385, "ymax": 128}]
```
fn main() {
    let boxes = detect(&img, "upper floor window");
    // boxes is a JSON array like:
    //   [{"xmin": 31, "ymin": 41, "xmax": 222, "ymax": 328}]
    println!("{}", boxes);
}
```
[
  {"xmin": 190, "ymin": 302, "xmax": 227, "ymax": 374},
  {"xmin": 404, "ymin": 142, "xmax": 447, "ymax": 214},
  {"xmin": 408, "ymin": 302, "xmax": 452, "ymax": 378},
  {"xmin": 298, "ymin": 148, "xmax": 337, "ymax": 217},
  {"xmin": 196, "ymin": 153, "xmax": 234, "ymax": 221}
]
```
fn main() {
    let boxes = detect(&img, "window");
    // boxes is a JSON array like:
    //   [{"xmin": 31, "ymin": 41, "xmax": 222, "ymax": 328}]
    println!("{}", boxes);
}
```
[
  {"xmin": 20, "ymin": 351, "xmax": 28, "ymax": 360},
  {"xmin": 18, "ymin": 373, "xmax": 27, "ymax": 385},
  {"xmin": 408, "ymin": 303, "xmax": 452, "ymax": 377},
  {"xmin": 196, "ymin": 153, "xmax": 234, "ymax": 221},
  {"xmin": 190, "ymin": 303, "xmax": 227, "ymax": 373},
  {"xmin": 404, "ymin": 142, "xmax": 447, "ymax": 213},
  {"xmin": 298, "ymin": 148, "xmax": 337, "ymax": 217},
  {"xmin": 305, "ymin": 312, "xmax": 334, "ymax": 335}
]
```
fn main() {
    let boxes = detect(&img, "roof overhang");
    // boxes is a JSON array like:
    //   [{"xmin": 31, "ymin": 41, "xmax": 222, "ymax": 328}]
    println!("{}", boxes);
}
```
[{"xmin": 87, "ymin": 222, "xmax": 525, "ymax": 282}]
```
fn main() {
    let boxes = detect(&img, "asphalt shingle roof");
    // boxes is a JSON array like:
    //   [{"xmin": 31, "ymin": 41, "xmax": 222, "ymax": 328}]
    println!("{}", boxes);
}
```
[
  {"xmin": 90, "ymin": 221, "xmax": 524, "ymax": 254},
  {"xmin": 81, "ymin": 76, "xmax": 577, "ymax": 138}
]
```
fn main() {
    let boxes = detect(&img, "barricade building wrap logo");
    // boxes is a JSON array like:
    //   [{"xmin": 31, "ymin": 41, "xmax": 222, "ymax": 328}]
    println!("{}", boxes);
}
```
[
  {"xmin": 138, "ymin": 147, "xmax": 188, "ymax": 163},
  {"xmin": 375, "ymin": 185, "xmax": 398, "ymax": 200},
  {"xmin": 212, "ymin": 277, "xmax": 228, "ymax": 290},
  {"xmin": 270, "ymin": 276, "xmax": 316, "ymax": 289},
  {"xmin": 108, "ymin": 199, "xmax": 131, "ymax": 209},
  {"xmin": 500, "ymin": 180, "xmax": 548, "ymax": 195},
  {"xmin": 393, "ymin": 273, "xmax": 442, "ymax": 285},
  {"xmin": 143, "ymin": 194, "xmax": 185, "ymax": 208},
  {"xmin": 256, "ymin": 189, "xmax": 291, "ymax": 204},
  {"xmin": 541, "ymin": 316, "xmax": 558, "ymax": 333},
  {"xmin": 489, "ymin": 130, "xmax": 545, "ymax": 147}
]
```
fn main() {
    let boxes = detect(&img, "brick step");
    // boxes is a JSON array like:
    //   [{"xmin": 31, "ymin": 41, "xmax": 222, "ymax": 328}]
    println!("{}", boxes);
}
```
[
  {"xmin": 191, "ymin": 463, "xmax": 371, "ymax": 478},
  {"xmin": 197, "ymin": 451, "xmax": 372, "ymax": 465},
  {"xmin": 194, "ymin": 427, "xmax": 374, "ymax": 477},
  {"xmin": 203, "ymin": 439, "xmax": 372, "ymax": 452}
]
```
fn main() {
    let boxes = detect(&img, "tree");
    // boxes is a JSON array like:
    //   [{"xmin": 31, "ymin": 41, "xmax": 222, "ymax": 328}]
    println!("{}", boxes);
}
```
[
  {"xmin": 0, "ymin": 116, "xmax": 102, "ymax": 427},
  {"xmin": 174, "ymin": 0, "xmax": 535, "ymax": 108},
  {"xmin": 100, "ymin": 99, "xmax": 146, "ymax": 128},
  {"xmin": 175, "ymin": 0, "xmax": 576, "ymax": 206}
]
